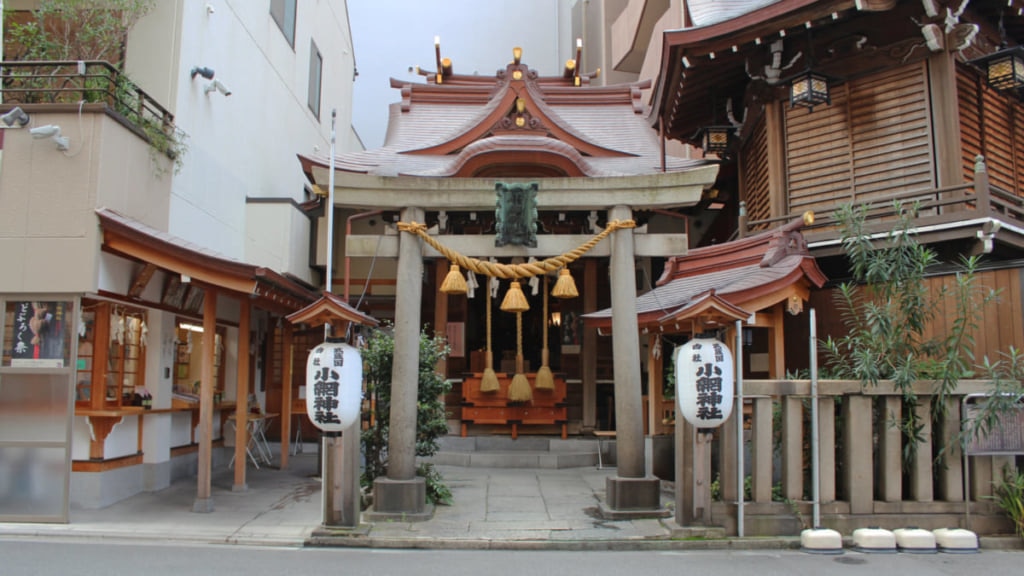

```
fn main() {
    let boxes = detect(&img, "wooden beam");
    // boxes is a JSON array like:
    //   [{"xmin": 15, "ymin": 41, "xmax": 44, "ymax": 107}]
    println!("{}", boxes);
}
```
[
  {"xmin": 280, "ymin": 322, "xmax": 294, "ymax": 469},
  {"xmin": 128, "ymin": 263, "xmax": 158, "ymax": 298}
]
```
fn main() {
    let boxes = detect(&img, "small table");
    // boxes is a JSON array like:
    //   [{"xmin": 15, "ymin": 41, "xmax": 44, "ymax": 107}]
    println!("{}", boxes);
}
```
[
  {"xmin": 227, "ymin": 413, "xmax": 278, "ymax": 469},
  {"xmin": 594, "ymin": 430, "xmax": 616, "ymax": 469}
]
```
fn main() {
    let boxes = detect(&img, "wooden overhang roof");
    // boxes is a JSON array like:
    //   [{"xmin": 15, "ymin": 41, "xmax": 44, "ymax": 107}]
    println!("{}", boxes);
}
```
[
  {"xmin": 298, "ymin": 52, "xmax": 712, "ymax": 180},
  {"xmin": 582, "ymin": 216, "xmax": 827, "ymax": 331},
  {"xmin": 647, "ymin": 0, "xmax": 897, "ymax": 143},
  {"xmin": 286, "ymin": 290, "xmax": 379, "ymax": 328},
  {"xmin": 650, "ymin": 0, "xmax": 1024, "ymax": 146},
  {"xmin": 97, "ymin": 208, "xmax": 318, "ymax": 315}
]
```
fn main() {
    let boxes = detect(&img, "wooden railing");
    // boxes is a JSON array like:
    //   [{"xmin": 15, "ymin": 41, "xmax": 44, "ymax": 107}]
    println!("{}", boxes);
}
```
[
  {"xmin": 737, "ymin": 157, "xmax": 1024, "ymax": 242},
  {"xmin": 679, "ymin": 379, "xmax": 1018, "ymax": 536},
  {"xmin": 1, "ymin": 60, "xmax": 176, "ymax": 153}
]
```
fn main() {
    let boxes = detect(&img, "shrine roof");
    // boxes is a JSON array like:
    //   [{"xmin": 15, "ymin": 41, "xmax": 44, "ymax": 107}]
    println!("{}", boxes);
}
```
[
  {"xmin": 582, "ymin": 217, "xmax": 827, "ymax": 330},
  {"xmin": 299, "ymin": 54, "xmax": 710, "ymax": 180}
]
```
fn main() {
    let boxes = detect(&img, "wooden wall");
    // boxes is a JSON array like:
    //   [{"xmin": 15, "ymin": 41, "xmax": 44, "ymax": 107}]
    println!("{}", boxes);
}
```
[
  {"xmin": 958, "ymin": 64, "xmax": 1024, "ymax": 196},
  {"xmin": 784, "ymin": 62, "xmax": 935, "ymax": 213},
  {"xmin": 793, "ymin": 267, "xmax": 1024, "ymax": 375}
]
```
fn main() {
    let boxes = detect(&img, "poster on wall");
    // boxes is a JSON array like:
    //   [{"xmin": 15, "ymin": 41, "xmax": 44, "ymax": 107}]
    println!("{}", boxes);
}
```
[{"xmin": 4, "ymin": 300, "xmax": 73, "ymax": 368}]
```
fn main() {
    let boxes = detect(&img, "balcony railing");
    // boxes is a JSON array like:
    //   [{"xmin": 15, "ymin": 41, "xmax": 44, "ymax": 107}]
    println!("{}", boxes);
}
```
[
  {"xmin": 1, "ymin": 60, "xmax": 177, "ymax": 157},
  {"xmin": 737, "ymin": 156, "xmax": 1024, "ymax": 251}
]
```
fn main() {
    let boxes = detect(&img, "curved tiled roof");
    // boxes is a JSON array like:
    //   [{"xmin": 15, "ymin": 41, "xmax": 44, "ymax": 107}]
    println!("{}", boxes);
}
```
[
  {"xmin": 582, "ymin": 219, "xmax": 827, "ymax": 329},
  {"xmin": 300, "ymin": 59, "xmax": 710, "ymax": 179}
]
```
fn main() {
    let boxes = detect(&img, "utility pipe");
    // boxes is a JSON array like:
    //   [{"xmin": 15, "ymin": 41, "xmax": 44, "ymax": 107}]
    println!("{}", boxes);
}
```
[
  {"xmin": 735, "ymin": 319, "xmax": 745, "ymax": 537},
  {"xmin": 344, "ymin": 210, "xmax": 382, "ymax": 303},
  {"xmin": 810, "ymin": 307, "xmax": 820, "ymax": 528}
]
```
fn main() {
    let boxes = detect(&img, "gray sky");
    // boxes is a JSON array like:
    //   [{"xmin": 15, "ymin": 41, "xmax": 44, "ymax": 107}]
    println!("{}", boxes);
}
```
[{"xmin": 348, "ymin": 0, "xmax": 572, "ymax": 150}]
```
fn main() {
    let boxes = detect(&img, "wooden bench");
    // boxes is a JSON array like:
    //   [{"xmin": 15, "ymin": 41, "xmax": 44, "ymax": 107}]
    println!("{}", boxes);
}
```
[{"xmin": 460, "ymin": 372, "xmax": 568, "ymax": 439}]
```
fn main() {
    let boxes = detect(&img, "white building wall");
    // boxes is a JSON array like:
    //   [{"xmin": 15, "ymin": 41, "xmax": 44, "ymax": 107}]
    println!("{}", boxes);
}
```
[{"xmin": 125, "ymin": 0, "xmax": 357, "ymax": 276}]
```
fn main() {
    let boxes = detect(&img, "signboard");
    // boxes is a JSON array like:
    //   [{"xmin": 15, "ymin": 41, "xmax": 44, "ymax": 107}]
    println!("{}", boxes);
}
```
[
  {"xmin": 675, "ymin": 337, "xmax": 734, "ymax": 428},
  {"xmin": 5, "ymin": 300, "xmax": 72, "ymax": 368},
  {"xmin": 305, "ymin": 339, "xmax": 362, "ymax": 432}
]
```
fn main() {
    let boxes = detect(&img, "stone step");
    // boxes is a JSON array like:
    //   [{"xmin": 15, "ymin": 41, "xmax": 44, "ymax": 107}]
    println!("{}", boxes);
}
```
[{"xmin": 424, "ymin": 435, "xmax": 617, "ymax": 469}]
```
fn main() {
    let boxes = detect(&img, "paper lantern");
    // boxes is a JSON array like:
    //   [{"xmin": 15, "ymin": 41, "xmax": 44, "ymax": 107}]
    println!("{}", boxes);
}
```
[
  {"xmin": 305, "ymin": 338, "xmax": 363, "ymax": 432},
  {"xmin": 675, "ymin": 336, "xmax": 734, "ymax": 428}
]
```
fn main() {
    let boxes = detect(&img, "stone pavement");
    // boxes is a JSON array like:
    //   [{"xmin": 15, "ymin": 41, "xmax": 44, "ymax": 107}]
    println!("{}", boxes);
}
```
[{"xmin": 0, "ymin": 445, "xmax": 1020, "ymax": 551}]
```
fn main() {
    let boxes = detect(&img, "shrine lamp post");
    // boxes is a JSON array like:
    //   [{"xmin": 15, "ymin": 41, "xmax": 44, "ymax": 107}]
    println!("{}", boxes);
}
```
[
  {"xmin": 676, "ymin": 333, "xmax": 735, "ymax": 526},
  {"xmin": 287, "ymin": 294, "xmax": 378, "ymax": 528}
]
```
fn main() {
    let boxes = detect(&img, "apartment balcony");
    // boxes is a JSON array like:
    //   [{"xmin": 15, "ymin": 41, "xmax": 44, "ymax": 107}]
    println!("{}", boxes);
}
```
[{"xmin": 0, "ymin": 60, "xmax": 175, "ymax": 294}]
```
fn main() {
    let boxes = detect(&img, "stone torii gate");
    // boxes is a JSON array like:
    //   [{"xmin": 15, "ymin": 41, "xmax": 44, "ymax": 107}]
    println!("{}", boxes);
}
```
[
  {"xmin": 298, "ymin": 48, "xmax": 720, "ymax": 519},
  {"xmin": 302, "ymin": 170, "xmax": 717, "ymax": 518}
]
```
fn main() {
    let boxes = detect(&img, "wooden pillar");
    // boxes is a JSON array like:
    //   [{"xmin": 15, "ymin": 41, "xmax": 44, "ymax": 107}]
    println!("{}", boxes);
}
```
[
  {"xmin": 434, "ymin": 260, "xmax": 449, "ymax": 377},
  {"xmin": 767, "ymin": 305, "xmax": 785, "ymax": 377},
  {"xmin": 764, "ymin": 101, "xmax": 788, "ymax": 218},
  {"xmin": 280, "ymin": 321, "xmax": 294, "ymax": 469},
  {"xmin": 582, "ymin": 259, "xmax": 598, "ymax": 430},
  {"xmin": 928, "ymin": 49, "xmax": 963, "ymax": 187},
  {"xmin": 646, "ymin": 332, "xmax": 664, "ymax": 436},
  {"xmin": 193, "ymin": 288, "xmax": 217, "ymax": 513},
  {"xmin": 233, "ymin": 298, "xmax": 250, "ymax": 491}
]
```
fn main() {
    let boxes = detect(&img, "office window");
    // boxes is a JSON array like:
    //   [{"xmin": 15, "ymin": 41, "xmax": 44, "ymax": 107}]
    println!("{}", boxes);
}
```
[
  {"xmin": 270, "ymin": 0, "xmax": 296, "ymax": 47},
  {"xmin": 308, "ymin": 39, "xmax": 323, "ymax": 119}
]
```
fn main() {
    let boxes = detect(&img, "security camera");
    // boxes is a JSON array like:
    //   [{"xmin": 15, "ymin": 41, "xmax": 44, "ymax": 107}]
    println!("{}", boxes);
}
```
[
  {"xmin": 30, "ymin": 124, "xmax": 61, "ymax": 138},
  {"xmin": 204, "ymin": 79, "xmax": 231, "ymax": 96},
  {"xmin": 190, "ymin": 66, "xmax": 215, "ymax": 80},
  {"xmin": 30, "ymin": 124, "xmax": 70, "ymax": 151},
  {"xmin": 1, "ymin": 106, "xmax": 30, "ymax": 128}
]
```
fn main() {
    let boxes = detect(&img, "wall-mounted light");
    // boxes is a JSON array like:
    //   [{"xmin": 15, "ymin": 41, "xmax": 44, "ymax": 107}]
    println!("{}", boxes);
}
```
[
  {"xmin": 204, "ymin": 79, "xmax": 232, "ymax": 96},
  {"xmin": 180, "ymin": 323, "xmax": 204, "ymax": 333},
  {"xmin": 969, "ymin": 45, "xmax": 1024, "ymax": 92},
  {"xmin": 190, "ymin": 66, "xmax": 215, "ymax": 80},
  {"xmin": 29, "ymin": 124, "xmax": 69, "ymax": 151},
  {"xmin": 549, "ymin": 312, "xmax": 562, "ymax": 327},
  {"xmin": 1, "ymin": 106, "xmax": 30, "ymax": 128}
]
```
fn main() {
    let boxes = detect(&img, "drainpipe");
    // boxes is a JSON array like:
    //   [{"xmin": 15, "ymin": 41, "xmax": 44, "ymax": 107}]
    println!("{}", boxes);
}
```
[{"xmin": 344, "ymin": 210, "xmax": 383, "ymax": 303}]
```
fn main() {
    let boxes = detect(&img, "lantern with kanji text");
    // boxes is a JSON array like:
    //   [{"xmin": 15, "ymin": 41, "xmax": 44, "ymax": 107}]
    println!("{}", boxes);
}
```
[
  {"xmin": 675, "ymin": 336, "xmax": 734, "ymax": 428},
  {"xmin": 305, "ymin": 337, "xmax": 362, "ymax": 432}
]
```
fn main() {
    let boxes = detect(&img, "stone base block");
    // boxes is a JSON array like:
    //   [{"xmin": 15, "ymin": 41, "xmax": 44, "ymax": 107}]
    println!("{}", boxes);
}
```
[
  {"xmin": 191, "ymin": 497, "xmax": 214, "ymax": 513},
  {"xmin": 599, "ymin": 475, "xmax": 668, "ymax": 519},
  {"xmin": 365, "ymin": 477, "xmax": 434, "ymax": 522}
]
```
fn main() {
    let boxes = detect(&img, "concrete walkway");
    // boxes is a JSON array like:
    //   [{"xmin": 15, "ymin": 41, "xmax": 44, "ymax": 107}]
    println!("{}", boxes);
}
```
[{"xmin": 0, "ymin": 445, "xmax": 1021, "ymax": 551}]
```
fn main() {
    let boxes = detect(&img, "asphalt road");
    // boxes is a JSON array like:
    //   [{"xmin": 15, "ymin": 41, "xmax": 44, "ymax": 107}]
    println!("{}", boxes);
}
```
[{"xmin": 1, "ymin": 539, "xmax": 1022, "ymax": 576}]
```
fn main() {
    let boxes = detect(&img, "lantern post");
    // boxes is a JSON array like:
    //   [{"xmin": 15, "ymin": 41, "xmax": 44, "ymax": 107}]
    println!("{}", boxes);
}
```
[{"xmin": 675, "ymin": 334, "xmax": 735, "ymax": 525}]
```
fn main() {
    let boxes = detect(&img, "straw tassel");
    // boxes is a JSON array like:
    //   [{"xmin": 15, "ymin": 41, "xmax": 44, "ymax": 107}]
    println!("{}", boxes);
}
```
[
  {"xmin": 440, "ymin": 263, "xmax": 468, "ymax": 295},
  {"xmin": 507, "ymin": 311, "xmax": 533, "ymax": 402},
  {"xmin": 551, "ymin": 268, "xmax": 578, "ymax": 299},
  {"xmin": 480, "ymin": 281, "xmax": 500, "ymax": 393},
  {"xmin": 501, "ymin": 280, "xmax": 530, "ymax": 312},
  {"xmin": 535, "ymin": 275, "xmax": 555, "ymax": 391}
]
